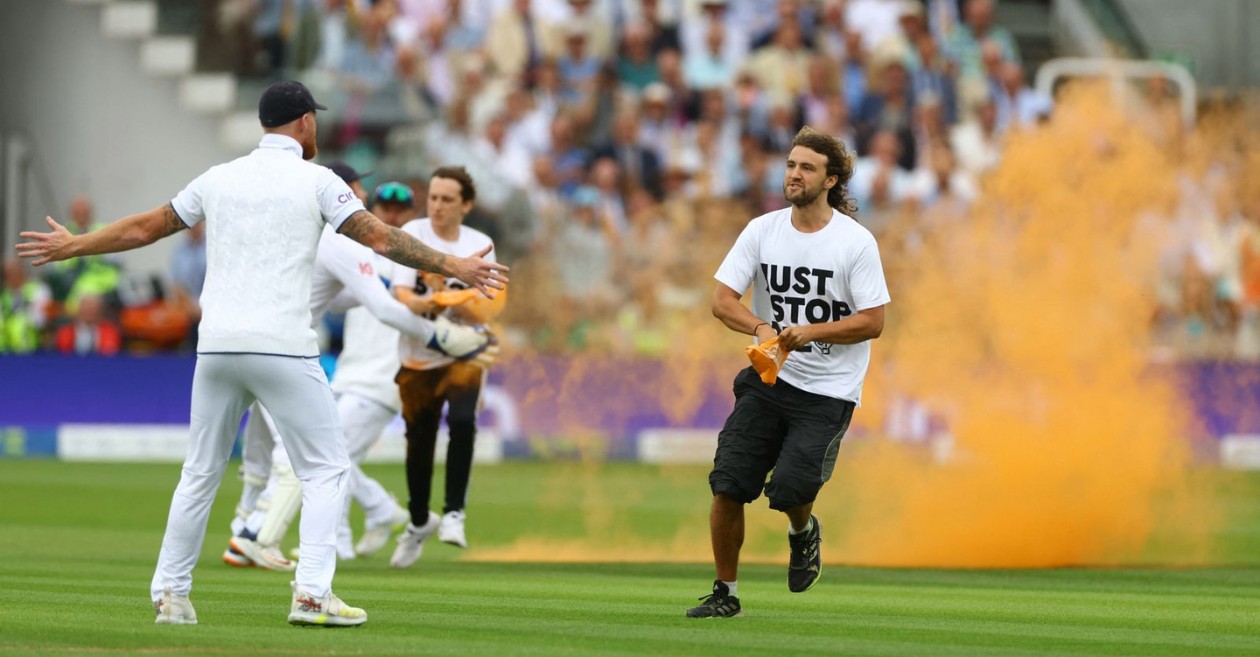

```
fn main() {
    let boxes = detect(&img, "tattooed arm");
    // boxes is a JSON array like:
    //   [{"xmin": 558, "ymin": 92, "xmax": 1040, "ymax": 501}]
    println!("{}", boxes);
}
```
[
  {"xmin": 16, "ymin": 203, "xmax": 188, "ymax": 266},
  {"xmin": 338, "ymin": 210, "xmax": 508, "ymax": 295}
]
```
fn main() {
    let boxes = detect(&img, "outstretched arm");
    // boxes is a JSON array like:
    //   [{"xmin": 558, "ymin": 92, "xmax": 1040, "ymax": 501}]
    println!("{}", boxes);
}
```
[
  {"xmin": 337, "ymin": 210, "xmax": 509, "ymax": 296},
  {"xmin": 16, "ymin": 203, "xmax": 187, "ymax": 266}
]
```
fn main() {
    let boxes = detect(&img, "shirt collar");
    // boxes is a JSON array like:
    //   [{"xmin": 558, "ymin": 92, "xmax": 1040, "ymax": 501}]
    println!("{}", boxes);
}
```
[{"xmin": 258, "ymin": 133, "xmax": 304, "ymax": 157}]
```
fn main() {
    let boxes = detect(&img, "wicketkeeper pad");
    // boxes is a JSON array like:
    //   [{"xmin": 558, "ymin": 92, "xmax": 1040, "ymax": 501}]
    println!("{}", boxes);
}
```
[{"xmin": 745, "ymin": 336, "xmax": 787, "ymax": 385}]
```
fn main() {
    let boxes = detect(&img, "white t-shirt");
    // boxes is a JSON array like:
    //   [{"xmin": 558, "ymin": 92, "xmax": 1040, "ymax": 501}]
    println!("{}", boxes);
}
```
[
  {"xmin": 714, "ymin": 207, "xmax": 890, "ymax": 403},
  {"xmin": 393, "ymin": 218, "xmax": 495, "ymax": 371},
  {"xmin": 329, "ymin": 254, "xmax": 406, "ymax": 412},
  {"xmin": 171, "ymin": 134, "xmax": 365, "ymax": 357}
]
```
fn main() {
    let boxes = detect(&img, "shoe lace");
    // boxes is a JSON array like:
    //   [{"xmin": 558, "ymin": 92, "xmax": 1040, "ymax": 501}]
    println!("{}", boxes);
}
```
[
  {"xmin": 696, "ymin": 590, "xmax": 731, "ymax": 606},
  {"xmin": 789, "ymin": 533, "xmax": 812, "ymax": 567}
]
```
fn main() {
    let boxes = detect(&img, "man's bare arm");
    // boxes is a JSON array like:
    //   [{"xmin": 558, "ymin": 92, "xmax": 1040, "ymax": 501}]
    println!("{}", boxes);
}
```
[
  {"xmin": 712, "ymin": 283, "xmax": 779, "ymax": 343},
  {"xmin": 339, "ymin": 210, "xmax": 451, "ymax": 275},
  {"xmin": 777, "ymin": 305, "xmax": 885, "ymax": 351},
  {"xmin": 338, "ymin": 210, "xmax": 508, "ymax": 294},
  {"xmin": 16, "ymin": 203, "xmax": 187, "ymax": 266}
]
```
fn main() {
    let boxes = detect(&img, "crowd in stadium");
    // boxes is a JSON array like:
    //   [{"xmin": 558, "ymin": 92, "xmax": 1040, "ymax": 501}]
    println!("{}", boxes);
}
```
[{"xmin": 1, "ymin": 0, "xmax": 1256, "ymax": 359}]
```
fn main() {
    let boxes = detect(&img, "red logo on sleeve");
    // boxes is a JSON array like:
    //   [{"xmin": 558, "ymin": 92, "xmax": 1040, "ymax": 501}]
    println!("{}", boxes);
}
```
[{"xmin": 358, "ymin": 262, "xmax": 374, "ymax": 276}]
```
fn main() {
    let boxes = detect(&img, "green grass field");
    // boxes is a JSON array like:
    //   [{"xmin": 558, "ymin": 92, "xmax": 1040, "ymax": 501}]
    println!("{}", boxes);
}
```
[{"xmin": 1, "ymin": 460, "xmax": 1258, "ymax": 656}]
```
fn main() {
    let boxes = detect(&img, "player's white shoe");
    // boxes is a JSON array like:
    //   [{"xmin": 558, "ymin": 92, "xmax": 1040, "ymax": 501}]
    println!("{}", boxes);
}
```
[
  {"xmin": 230, "ymin": 535, "xmax": 297, "ymax": 572},
  {"xmin": 154, "ymin": 587, "xmax": 198, "ymax": 625},
  {"xmin": 389, "ymin": 511, "xmax": 440, "ymax": 569},
  {"xmin": 223, "ymin": 542, "xmax": 254, "ymax": 568},
  {"xmin": 355, "ymin": 503, "xmax": 410, "ymax": 557},
  {"xmin": 286, "ymin": 581, "xmax": 367, "ymax": 627},
  {"xmin": 438, "ymin": 510, "xmax": 468, "ymax": 549}
]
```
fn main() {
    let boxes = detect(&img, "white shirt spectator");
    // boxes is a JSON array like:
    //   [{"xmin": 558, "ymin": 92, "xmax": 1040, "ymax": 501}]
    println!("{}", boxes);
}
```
[{"xmin": 845, "ymin": 0, "xmax": 904, "ymax": 52}]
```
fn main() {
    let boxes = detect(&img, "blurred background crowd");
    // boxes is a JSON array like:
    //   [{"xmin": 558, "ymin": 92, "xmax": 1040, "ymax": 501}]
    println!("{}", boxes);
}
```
[{"xmin": 1, "ymin": 0, "xmax": 1257, "ymax": 360}]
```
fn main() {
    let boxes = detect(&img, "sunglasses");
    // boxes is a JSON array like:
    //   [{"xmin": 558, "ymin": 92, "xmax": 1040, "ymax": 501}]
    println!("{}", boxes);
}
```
[{"xmin": 374, "ymin": 182, "xmax": 414, "ymax": 205}]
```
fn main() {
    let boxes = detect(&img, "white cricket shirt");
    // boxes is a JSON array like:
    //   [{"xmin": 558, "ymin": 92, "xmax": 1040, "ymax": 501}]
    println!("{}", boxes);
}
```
[
  {"xmin": 171, "ymin": 134, "xmax": 365, "ymax": 356},
  {"xmin": 393, "ymin": 218, "xmax": 495, "ymax": 372},
  {"xmin": 714, "ymin": 207, "xmax": 890, "ymax": 403},
  {"xmin": 330, "ymin": 301, "xmax": 404, "ymax": 412}
]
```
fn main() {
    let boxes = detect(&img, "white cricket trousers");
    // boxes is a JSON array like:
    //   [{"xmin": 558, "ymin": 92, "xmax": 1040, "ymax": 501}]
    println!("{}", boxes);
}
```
[
  {"xmin": 151, "ymin": 354, "xmax": 350, "ymax": 601},
  {"xmin": 336, "ymin": 392, "xmax": 400, "ymax": 539}
]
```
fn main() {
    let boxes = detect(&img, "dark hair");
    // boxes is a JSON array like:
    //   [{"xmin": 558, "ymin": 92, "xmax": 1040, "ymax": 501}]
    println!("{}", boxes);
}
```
[
  {"xmin": 791, "ymin": 126, "xmax": 858, "ymax": 215},
  {"xmin": 430, "ymin": 166, "xmax": 477, "ymax": 203}
]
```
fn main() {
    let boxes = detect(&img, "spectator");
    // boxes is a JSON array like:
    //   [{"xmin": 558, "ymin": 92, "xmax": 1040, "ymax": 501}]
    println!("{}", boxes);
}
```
[
  {"xmin": 592, "ymin": 109, "xmax": 664, "ymax": 200},
  {"xmin": 799, "ymin": 55, "xmax": 840, "ymax": 128},
  {"xmin": 856, "ymin": 57, "xmax": 917, "ymax": 170},
  {"xmin": 557, "ymin": 22, "xmax": 604, "ymax": 104},
  {"xmin": 618, "ymin": 21, "xmax": 661, "ymax": 91},
  {"xmin": 545, "ymin": 109, "xmax": 591, "ymax": 194},
  {"xmin": 637, "ymin": 82, "xmax": 679, "ymax": 163},
  {"xmin": 908, "ymin": 31, "xmax": 959, "ymax": 124},
  {"xmin": 473, "ymin": 112, "xmax": 535, "ymax": 189},
  {"xmin": 845, "ymin": 0, "xmax": 905, "ymax": 52},
  {"xmin": 634, "ymin": 0, "xmax": 682, "ymax": 54},
  {"xmin": 946, "ymin": 0, "xmax": 1020, "ymax": 85},
  {"xmin": 814, "ymin": 0, "xmax": 849, "ymax": 59},
  {"xmin": 588, "ymin": 156, "xmax": 628, "ymax": 233},
  {"xmin": 992, "ymin": 61, "xmax": 1051, "ymax": 132},
  {"xmin": 950, "ymin": 96, "xmax": 1003, "ymax": 176},
  {"xmin": 484, "ymin": 0, "xmax": 542, "ymax": 81},
  {"xmin": 840, "ymin": 29, "xmax": 869, "ymax": 118},
  {"xmin": 744, "ymin": 18, "xmax": 812, "ymax": 99},
  {"xmin": 682, "ymin": 20, "xmax": 733, "ymax": 91},
  {"xmin": 252, "ymin": 0, "xmax": 290, "ymax": 77},
  {"xmin": 54, "ymin": 295, "xmax": 121, "ymax": 356},
  {"xmin": 907, "ymin": 139, "xmax": 977, "ymax": 209},
  {"xmin": 655, "ymin": 47, "xmax": 696, "ymax": 121},
  {"xmin": 550, "ymin": 186, "xmax": 619, "ymax": 332},
  {"xmin": 849, "ymin": 128, "xmax": 915, "ymax": 223},
  {"xmin": 541, "ymin": 0, "xmax": 614, "ymax": 61},
  {"xmin": 49, "ymin": 195, "xmax": 121, "ymax": 314},
  {"xmin": 0, "ymin": 258, "xmax": 51, "ymax": 353},
  {"xmin": 682, "ymin": 0, "xmax": 749, "ymax": 68}
]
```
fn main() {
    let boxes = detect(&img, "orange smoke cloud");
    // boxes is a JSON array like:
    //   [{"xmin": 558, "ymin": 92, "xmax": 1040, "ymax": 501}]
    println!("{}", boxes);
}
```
[{"xmin": 827, "ymin": 86, "xmax": 1220, "ymax": 567}]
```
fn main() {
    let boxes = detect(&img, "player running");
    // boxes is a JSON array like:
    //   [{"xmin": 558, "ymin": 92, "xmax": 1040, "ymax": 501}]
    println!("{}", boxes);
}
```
[
  {"xmin": 16, "ymin": 81, "xmax": 507, "ymax": 627},
  {"xmin": 687, "ymin": 127, "xmax": 889, "ymax": 618}
]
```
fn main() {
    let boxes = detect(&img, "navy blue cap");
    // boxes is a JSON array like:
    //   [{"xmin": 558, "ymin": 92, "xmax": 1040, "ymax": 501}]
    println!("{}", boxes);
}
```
[{"xmin": 259, "ymin": 80, "xmax": 328, "ymax": 128}]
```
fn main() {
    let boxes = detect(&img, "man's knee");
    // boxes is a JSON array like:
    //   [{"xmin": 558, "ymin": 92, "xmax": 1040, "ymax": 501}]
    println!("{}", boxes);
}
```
[
  {"xmin": 765, "ymin": 478, "xmax": 820, "ymax": 512},
  {"xmin": 709, "ymin": 472, "xmax": 761, "ymax": 505}
]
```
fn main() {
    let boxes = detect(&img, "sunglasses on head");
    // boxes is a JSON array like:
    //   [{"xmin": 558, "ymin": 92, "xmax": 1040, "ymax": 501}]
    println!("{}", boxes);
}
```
[{"xmin": 374, "ymin": 182, "xmax": 414, "ymax": 205}]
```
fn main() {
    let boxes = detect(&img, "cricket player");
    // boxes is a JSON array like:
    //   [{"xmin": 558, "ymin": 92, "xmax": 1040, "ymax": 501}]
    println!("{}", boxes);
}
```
[
  {"xmin": 224, "ymin": 177, "xmax": 491, "ymax": 571},
  {"xmin": 687, "ymin": 127, "xmax": 889, "ymax": 618},
  {"xmin": 15, "ymin": 80, "xmax": 508, "ymax": 627},
  {"xmin": 226, "ymin": 180, "xmax": 464, "ymax": 568}
]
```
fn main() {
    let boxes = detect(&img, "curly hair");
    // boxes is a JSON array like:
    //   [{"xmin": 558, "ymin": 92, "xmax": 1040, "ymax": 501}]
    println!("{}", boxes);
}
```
[{"xmin": 791, "ymin": 126, "xmax": 858, "ymax": 215}]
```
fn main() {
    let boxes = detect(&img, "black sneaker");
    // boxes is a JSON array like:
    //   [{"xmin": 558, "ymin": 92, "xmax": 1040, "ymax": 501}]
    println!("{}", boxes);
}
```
[
  {"xmin": 787, "ymin": 515, "xmax": 822, "ymax": 592},
  {"xmin": 685, "ymin": 581, "xmax": 743, "ymax": 618}
]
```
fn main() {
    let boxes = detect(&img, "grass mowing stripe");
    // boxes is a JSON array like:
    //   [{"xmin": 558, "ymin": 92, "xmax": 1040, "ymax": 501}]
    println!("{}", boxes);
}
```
[{"xmin": 1, "ymin": 461, "xmax": 1258, "ymax": 657}]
